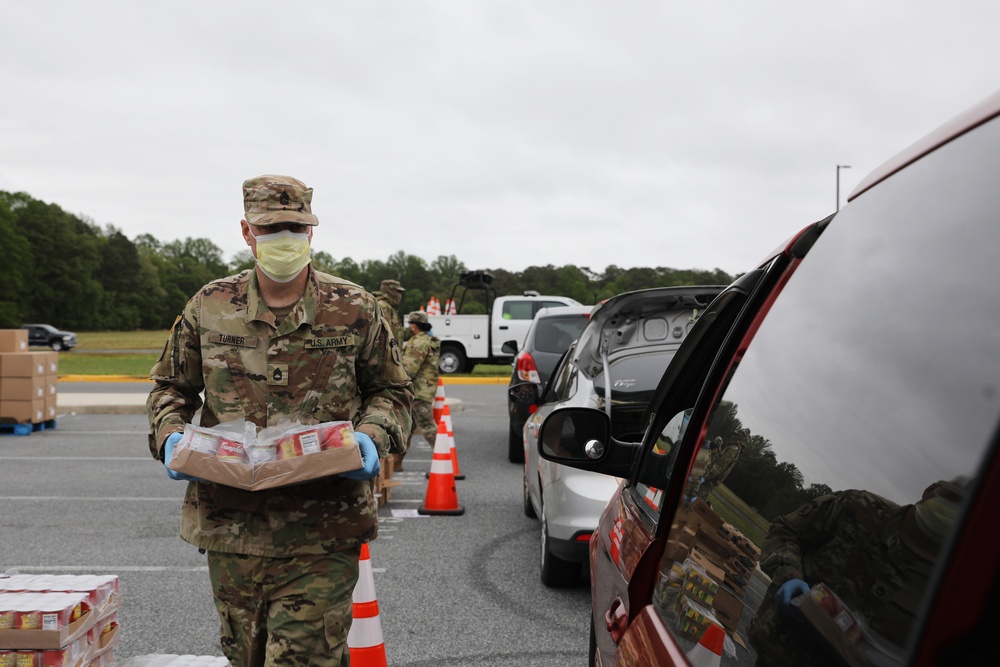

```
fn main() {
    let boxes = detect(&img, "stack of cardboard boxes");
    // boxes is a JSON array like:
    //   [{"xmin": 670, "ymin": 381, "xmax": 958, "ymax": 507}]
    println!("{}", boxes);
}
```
[
  {"xmin": 662, "ymin": 498, "xmax": 762, "ymax": 641},
  {"xmin": 0, "ymin": 330, "xmax": 59, "ymax": 427}
]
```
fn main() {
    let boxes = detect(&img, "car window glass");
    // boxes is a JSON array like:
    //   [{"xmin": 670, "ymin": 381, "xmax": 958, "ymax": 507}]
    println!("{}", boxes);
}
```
[
  {"xmin": 632, "ymin": 409, "xmax": 692, "ymax": 524},
  {"xmin": 545, "ymin": 346, "xmax": 578, "ymax": 403},
  {"xmin": 620, "ymin": 279, "xmax": 765, "ymax": 533},
  {"xmin": 540, "ymin": 300, "xmax": 569, "ymax": 311},
  {"xmin": 534, "ymin": 317, "xmax": 588, "ymax": 354},
  {"xmin": 651, "ymin": 119, "xmax": 1000, "ymax": 665},
  {"xmin": 502, "ymin": 301, "xmax": 535, "ymax": 320}
]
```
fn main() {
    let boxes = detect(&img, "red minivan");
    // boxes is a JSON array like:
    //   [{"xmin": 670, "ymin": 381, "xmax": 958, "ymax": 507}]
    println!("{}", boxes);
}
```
[{"xmin": 537, "ymin": 89, "xmax": 1000, "ymax": 666}]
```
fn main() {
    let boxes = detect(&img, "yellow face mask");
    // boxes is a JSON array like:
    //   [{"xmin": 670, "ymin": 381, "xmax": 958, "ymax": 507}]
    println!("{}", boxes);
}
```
[{"xmin": 251, "ymin": 229, "xmax": 311, "ymax": 282}]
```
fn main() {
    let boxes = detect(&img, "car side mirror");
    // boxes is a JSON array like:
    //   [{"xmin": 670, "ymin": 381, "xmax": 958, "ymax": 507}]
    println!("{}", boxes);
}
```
[
  {"xmin": 508, "ymin": 382, "xmax": 539, "ymax": 405},
  {"xmin": 538, "ymin": 408, "xmax": 611, "ymax": 461},
  {"xmin": 501, "ymin": 340, "xmax": 518, "ymax": 355}
]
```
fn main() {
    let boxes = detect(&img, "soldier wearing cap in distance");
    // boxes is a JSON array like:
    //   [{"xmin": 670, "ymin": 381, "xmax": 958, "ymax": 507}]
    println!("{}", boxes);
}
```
[
  {"xmin": 146, "ymin": 174, "xmax": 413, "ymax": 667},
  {"xmin": 399, "ymin": 310, "xmax": 441, "ymax": 470},
  {"xmin": 748, "ymin": 480, "xmax": 964, "ymax": 666},
  {"xmin": 696, "ymin": 435, "xmax": 743, "ymax": 503},
  {"xmin": 374, "ymin": 279, "xmax": 406, "ymax": 345}
]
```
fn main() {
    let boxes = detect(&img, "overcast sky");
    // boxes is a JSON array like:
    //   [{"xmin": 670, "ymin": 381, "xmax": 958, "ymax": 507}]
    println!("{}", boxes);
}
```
[{"xmin": 2, "ymin": 1, "xmax": 998, "ymax": 276}]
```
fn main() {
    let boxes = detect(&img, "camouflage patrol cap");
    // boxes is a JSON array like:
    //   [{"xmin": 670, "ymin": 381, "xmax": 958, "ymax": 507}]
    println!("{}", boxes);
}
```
[
  {"xmin": 408, "ymin": 311, "xmax": 429, "ymax": 324},
  {"xmin": 381, "ymin": 279, "xmax": 405, "ymax": 294},
  {"xmin": 242, "ymin": 174, "xmax": 319, "ymax": 227}
]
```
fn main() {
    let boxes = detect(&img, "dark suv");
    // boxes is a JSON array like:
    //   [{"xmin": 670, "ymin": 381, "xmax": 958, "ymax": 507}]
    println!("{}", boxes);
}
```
[
  {"xmin": 503, "ymin": 305, "xmax": 592, "ymax": 463},
  {"xmin": 21, "ymin": 323, "xmax": 77, "ymax": 351},
  {"xmin": 538, "ymin": 89, "xmax": 1000, "ymax": 665}
]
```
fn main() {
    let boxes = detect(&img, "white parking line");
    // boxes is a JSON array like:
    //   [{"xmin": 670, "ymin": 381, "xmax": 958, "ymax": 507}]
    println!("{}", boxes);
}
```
[
  {"xmin": 0, "ymin": 496, "xmax": 178, "ymax": 501},
  {"xmin": 0, "ymin": 457, "xmax": 149, "ymax": 461},
  {"xmin": 3, "ymin": 564, "xmax": 389, "ymax": 574},
  {"xmin": 3, "ymin": 565, "xmax": 209, "ymax": 572}
]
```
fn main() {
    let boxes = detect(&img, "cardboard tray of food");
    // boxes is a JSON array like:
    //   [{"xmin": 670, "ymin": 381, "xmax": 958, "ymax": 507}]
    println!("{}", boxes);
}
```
[{"xmin": 168, "ymin": 420, "xmax": 363, "ymax": 491}]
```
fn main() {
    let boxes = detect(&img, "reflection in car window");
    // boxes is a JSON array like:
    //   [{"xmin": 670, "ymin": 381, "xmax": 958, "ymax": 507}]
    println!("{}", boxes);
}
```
[
  {"xmin": 651, "ymin": 119, "xmax": 1000, "ymax": 664},
  {"xmin": 632, "ymin": 409, "xmax": 691, "ymax": 523},
  {"xmin": 546, "ymin": 343, "xmax": 578, "ymax": 403}
]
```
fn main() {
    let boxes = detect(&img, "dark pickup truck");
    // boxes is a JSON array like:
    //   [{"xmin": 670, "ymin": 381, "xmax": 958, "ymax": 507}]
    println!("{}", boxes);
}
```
[{"xmin": 21, "ymin": 323, "xmax": 77, "ymax": 351}]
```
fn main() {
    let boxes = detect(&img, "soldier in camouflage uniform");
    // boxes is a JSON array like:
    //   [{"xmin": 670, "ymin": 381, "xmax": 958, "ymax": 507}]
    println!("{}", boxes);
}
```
[
  {"xmin": 400, "ymin": 310, "xmax": 440, "ymax": 459},
  {"xmin": 748, "ymin": 482, "xmax": 962, "ymax": 666},
  {"xmin": 696, "ymin": 436, "xmax": 742, "ymax": 502},
  {"xmin": 373, "ymin": 279, "xmax": 406, "ymax": 345},
  {"xmin": 146, "ymin": 174, "xmax": 413, "ymax": 667},
  {"xmin": 400, "ymin": 311, "xmax": 440, "ymax": 466}
]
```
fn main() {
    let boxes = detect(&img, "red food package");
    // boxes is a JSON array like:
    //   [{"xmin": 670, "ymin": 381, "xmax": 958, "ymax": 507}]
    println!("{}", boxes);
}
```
[
  {"xmin": 217, "ymin": 437, "xmax": 247, "ymax": 462},
  {"xmin": 320, "ymin": 422, "xmax": 358, "ymax": 450},
  {"xmin": 275, "ymin": 434, "xmax": 303, "ymax": 460}
]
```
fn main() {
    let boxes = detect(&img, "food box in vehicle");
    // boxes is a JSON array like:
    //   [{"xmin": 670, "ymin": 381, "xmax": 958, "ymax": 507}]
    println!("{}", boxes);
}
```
[
  {"xmin": 168, "ymin": 420, "xmax": 363, "ymax": 490},
  {"xmin": 679, "ymin": 556, "xmax": 720, "ymax": 608},
  {"xmin": 711, "ymin": 584, "xmax": 745, "ymax": 632},
  {"xmin": 674, "ymin": 594, "xmax": 723, "ymax": 642},
  {"xmin": 688, "ymin": 498, "xmax": 725, "ymax": 530}
]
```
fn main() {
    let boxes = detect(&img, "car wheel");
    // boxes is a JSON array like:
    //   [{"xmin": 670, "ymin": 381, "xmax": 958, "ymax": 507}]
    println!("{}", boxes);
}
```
[
  {"xmin": 508, "ymin": 425, "xmax": 525, "ymax": 463},
  {"xmin": 523, "ymin": 469, "xmax": 537, "ymax": 518},
  {"xmin": 439, "ymin": 346, "xmax": 467, "ymax": 374},
  {"xmin": 540, "ymin": 500, "xmax": 581, "ymax": 587},
  {"xmin": 51, "ymin": 342, "xmax": 62, "ymax": 351}
]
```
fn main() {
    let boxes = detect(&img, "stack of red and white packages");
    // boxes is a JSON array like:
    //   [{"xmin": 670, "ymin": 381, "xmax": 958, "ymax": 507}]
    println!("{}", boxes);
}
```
[{"xmin": 0, "ymin": 573, "xmax": 120, "ymax": 667}]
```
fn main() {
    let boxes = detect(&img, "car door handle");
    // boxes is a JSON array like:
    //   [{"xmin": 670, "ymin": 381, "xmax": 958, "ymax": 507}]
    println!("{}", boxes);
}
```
[
  {"xmin": 499, "ymin": 325, "xmax": 509, "ymax": 329},
  {"xmin": 604, "ymin": 597, "xmax": 628, "ymax": 644}
]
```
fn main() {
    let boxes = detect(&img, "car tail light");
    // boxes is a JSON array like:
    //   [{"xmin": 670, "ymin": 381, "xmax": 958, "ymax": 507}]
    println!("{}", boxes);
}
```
[
  {"xmin": 515, "ymin": 351, "xmax": 541, "ymax": 384},
  {"xmin": 572, "ymin": 531, "xmax": 593, "ymax": 542}
]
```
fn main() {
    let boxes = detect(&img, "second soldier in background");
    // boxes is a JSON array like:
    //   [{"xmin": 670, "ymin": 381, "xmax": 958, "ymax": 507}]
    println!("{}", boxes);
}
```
[{"xmin": 399, "ymin": 310, "xmax": 441, "ymax": 470}]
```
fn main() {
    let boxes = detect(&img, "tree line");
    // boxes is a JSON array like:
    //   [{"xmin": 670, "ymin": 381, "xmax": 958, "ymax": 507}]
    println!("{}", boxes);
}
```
[
  {"xmin": 0, "ymin": 190, "xmax": 736, "ymax": 330},
  {"xmin": 709, "ymin": 400, "xmax": 833, "ymax": 525}
]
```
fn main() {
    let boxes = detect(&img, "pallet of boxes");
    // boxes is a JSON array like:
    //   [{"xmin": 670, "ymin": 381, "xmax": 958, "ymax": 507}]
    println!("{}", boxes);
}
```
[
  {"xmin": 0, "ymin": 573, "xmax": 121, "ymax": 667},
  {"xmin": 658, "ymin": 497, "xmax": 762, "ymax": 651},
  {"xmin": 0, "ymin": 330, "xmax": 59, "ymax": 435}
]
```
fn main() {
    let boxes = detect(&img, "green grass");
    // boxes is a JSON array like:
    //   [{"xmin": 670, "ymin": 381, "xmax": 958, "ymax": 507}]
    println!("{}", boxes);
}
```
[
  {"xmin": 59, "ymin": 353, "xmax": 160, "ymax": 376},
  {"xmin": 76, "ymin": 330, "xmax": 171, "ymax": 350},
  {"xmin": 65, "ymin": 332, "xmax": 511, "ymax": 378},
  {"xmin": 708, "ymin": 484, "xmax": 771, "ymax": 547}
]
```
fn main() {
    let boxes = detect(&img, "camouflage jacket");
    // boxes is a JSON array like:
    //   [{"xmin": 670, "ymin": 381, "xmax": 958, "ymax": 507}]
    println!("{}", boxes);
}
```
[
  {"xmin": 373, "ymin": 291, "xmax": 404, "ymax": 346},
  {"xmin": 703, "ymin": 441, "xmax": 742, "ymax": 486},
  {"xmin": 749, "ymin": 490, "xmax": 936, "ymax": 661},
  {"xmin": 146, "ymin": 268, "xmax": 413, "ymax": 558},
  {"xmin": 402, "ymin": 331, "xmax": 440, "ymax": 402}
]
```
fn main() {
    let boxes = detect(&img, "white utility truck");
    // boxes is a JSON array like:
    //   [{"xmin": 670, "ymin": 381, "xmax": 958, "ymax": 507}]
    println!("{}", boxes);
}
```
[{"xmin": 429, "ymin": 271, "xmax": 582, "ymax": 374}]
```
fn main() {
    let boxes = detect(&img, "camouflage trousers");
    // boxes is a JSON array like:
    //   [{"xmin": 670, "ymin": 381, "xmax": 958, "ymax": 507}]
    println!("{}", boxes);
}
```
[
  {"xmin": 405, "ymin": 399, "xmax": 437, "ymax": 452},
  {"xmin": 207, "ymin": 548, "xmax": 361, "ymax": 667}
]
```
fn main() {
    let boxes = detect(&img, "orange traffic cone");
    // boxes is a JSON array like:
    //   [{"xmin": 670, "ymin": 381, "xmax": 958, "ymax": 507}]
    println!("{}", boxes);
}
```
[
  {"xmin": 685, "ymin": 623, "xmax": 724, "ymax": 667},
  {"xmin": 418, "ymin": 421, "xmax": 465, "ymax": 515},
  {"xmin": 347, "ymin": 543, "xmax": 387, "ymax": 667},
  {"xmin": 425, "ymin": 405, "xmax": 464, "ymax": 480},
  {"xmin": 432, "ymin": 378, "xmax": 447, "ymax": 425},
  {"xmin": 443, "ymin": 403, "xmax": 464, "ymax": 480}
]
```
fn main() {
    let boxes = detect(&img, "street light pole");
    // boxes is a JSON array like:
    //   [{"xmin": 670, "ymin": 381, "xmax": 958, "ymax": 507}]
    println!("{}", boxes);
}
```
[{"xmin": 836, "ymin": 164, "xmax": 852, "ymax": 211}]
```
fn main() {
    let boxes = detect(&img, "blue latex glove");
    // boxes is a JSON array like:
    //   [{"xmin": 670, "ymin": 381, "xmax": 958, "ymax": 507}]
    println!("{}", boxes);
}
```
[
  {"xmin": 775, "ymin": 578, "xmax": 810, "ymax": 615},
  {"xmin": 163, "ymin": 432, "xmax": 206, "ymax": 482},
  {"xmin": 340, "ymin": 432, "xmax": 381, "ymax": 481}
]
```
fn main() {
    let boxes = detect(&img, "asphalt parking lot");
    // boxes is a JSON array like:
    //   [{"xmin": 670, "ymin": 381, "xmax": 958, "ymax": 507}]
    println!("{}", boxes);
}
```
[{"xmin": 1, "ymin": 381, "xmax": 592, "ymax": 666}]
